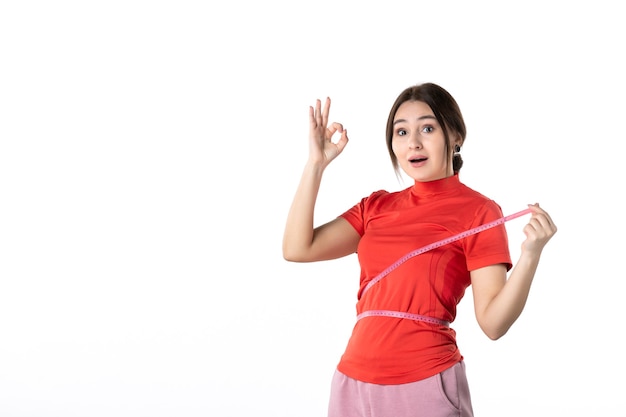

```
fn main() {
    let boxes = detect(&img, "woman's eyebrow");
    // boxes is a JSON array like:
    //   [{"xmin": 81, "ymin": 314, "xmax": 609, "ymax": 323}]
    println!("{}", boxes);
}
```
[{"xmin": 393, "ymin": 115, "xmax": 437, "ymax": 126}]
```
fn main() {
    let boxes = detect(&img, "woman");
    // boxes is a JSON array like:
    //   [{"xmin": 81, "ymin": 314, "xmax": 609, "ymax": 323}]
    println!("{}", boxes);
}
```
[{"xmin": 282, "ymin": 82, "xmax": 557, "ymax": 417}]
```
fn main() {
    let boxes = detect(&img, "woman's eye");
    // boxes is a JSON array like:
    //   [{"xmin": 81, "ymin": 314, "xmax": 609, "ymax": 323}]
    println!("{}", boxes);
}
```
[
  {"xmin": 397, "ymin": 129, "xmax": 407, "ymax": 136},
  {"xmin": 422, "ymin": 126, "xmax": 434, "ymax": 133}
]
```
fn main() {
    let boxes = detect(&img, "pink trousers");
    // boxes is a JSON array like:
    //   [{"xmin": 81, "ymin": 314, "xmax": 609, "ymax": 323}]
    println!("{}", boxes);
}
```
[{"xmin": 328, "ymin": 361, "xmax": 474, "ymax": 417}]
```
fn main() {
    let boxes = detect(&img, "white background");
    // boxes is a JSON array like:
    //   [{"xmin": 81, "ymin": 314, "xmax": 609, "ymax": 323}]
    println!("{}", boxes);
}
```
[{"xmin": 1, "ymin": 1, "xmax": 624, "ymax": 416}]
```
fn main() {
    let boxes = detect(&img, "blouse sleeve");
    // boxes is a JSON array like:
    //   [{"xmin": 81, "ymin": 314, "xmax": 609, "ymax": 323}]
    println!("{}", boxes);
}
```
[{"xmin": 463, "ymin": 200, "xmax": 513, "ymax": 272}]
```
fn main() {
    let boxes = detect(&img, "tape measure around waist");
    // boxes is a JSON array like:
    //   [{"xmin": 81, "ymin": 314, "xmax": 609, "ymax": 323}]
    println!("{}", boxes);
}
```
[
  {"xmin": 357, "ymin": 208, "xmax": 533, "ymax": 325},
  {"xmin": 356, "ymin": 310, "xmax": 450, "ymax": 326}
]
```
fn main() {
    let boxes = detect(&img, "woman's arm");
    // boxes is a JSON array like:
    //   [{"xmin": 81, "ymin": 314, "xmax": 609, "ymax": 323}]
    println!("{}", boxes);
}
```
[
  {"xmin": 470, "ymin": 203, "xmax": 557, "ymax": 340},
  {"xmin": 282, "ymin": 97, "xmax": 359, "ymax": 262}
]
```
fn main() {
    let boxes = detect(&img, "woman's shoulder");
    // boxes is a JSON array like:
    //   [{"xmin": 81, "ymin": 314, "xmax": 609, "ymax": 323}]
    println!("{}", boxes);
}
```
[
  {"xmin": 351, "ymin": 187, "xmax": 414, "ymax": 217},
  {"xmin": 457, "ymin": 181, "xmax": 497, "ymax": 203},
  {"xmin": 360, "ymin": 187, "xmax": 408, "ymax": 204},
  {"xmin": 455, "ymin": 182, "xmax": 504, "ymax": 215}
]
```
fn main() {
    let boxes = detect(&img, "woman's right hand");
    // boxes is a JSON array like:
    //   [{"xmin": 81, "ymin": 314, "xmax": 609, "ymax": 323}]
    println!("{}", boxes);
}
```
[{"xmin": 308, "ymin": 97, "xmax": 349, "ymax": 167}]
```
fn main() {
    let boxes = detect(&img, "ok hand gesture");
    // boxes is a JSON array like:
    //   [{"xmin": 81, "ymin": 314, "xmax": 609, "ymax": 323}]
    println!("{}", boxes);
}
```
[{"xmin": 308, "ymin": 97, "xmax": 349, "ymax": 168}]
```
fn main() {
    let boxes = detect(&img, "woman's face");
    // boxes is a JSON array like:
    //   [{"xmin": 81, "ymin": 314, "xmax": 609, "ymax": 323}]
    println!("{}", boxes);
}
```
[{"xmin": 391, "ymin": 100, "xmax": 457, "ymax": 182}]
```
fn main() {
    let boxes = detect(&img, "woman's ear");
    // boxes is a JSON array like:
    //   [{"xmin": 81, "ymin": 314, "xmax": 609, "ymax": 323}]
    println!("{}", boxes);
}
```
[{"xmin": 453, "ymin": 135, "xmax": 464, "ymax": 150}]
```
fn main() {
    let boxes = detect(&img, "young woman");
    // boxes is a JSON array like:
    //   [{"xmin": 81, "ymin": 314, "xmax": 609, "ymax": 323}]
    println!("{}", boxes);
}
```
[{"xmin": 282, "ymin": 82, "xmax": 557, "ymax": 417}]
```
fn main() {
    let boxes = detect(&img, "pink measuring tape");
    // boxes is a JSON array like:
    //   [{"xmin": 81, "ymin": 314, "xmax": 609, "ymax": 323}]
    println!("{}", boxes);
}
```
[{"xmin": 356, "ymin": 207, "xmax": 533, "ymax": 326}]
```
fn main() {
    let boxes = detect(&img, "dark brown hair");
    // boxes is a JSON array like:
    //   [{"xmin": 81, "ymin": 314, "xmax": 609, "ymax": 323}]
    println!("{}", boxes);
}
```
[{"xmin": 385, "ymin": 83, "xmax": 466, "ymax": 176}]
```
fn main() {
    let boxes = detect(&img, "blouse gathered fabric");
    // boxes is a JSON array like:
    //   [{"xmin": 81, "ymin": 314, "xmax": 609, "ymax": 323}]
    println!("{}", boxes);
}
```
[{"xmin": 337, "ymin": 174, "xmax": 512, "ymax": 385}]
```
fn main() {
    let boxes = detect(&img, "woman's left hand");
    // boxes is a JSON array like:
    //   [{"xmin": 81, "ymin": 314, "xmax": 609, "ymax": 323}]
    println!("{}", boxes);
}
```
[{"xmin": 522, "ymin": 203, "xmax": 557, "ymax": 254}]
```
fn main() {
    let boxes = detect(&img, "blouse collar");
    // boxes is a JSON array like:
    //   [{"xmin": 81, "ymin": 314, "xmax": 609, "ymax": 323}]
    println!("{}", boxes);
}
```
[{"xmin": 410, "ymin": 174, "xmax": 461, "ymax": 197}]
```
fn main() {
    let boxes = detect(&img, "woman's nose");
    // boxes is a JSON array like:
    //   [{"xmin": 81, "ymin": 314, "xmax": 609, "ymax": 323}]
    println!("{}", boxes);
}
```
[{"xmin": 408, "ymin": 132, "xmax": 422, "ymax": 149}]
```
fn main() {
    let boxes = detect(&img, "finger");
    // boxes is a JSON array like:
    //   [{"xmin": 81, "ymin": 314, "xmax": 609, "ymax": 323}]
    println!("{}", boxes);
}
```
[
  {"xmin": 527, "ymin": 203, "xmax": 556, "ymax": 231},
  {"xmin": 321, "ymin": 97, "xmax": 331, "ymax": 127},
  {"xmin": 527, "ymin": 203, "xmax": 545, "ymax": 215},
  {"xmin": 335, "ymin": 128, "xmax": 349, "ymax": 153},
  {"xmin": 527, "ymin": 214, "xmax": 552, "ymax": 235},
  {"xmin": 326, "ymin": 122, "xmax": 345, "ymax": 140},
  {"xmin": 315, "ymin": 99, "xmax": 323, "ymax": 125},
  {"xmin": 524, "ymin": 216, "xmax": 556, "ymax": 245},
  {"xmin": 328, "ymin": 121, "xmax": 344, "ymax": 133}
]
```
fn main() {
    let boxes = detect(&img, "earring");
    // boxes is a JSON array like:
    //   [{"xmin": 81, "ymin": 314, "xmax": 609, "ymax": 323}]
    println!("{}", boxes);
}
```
[{"xmin": 454, "ymin": 145, "xmax": 461, "ymax": 154}]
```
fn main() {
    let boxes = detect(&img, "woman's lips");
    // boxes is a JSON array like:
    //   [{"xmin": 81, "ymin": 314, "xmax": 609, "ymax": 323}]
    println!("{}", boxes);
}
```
[{"xmin": 409, "ymin": 156, "xmax": 427, "ymax": 167}]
